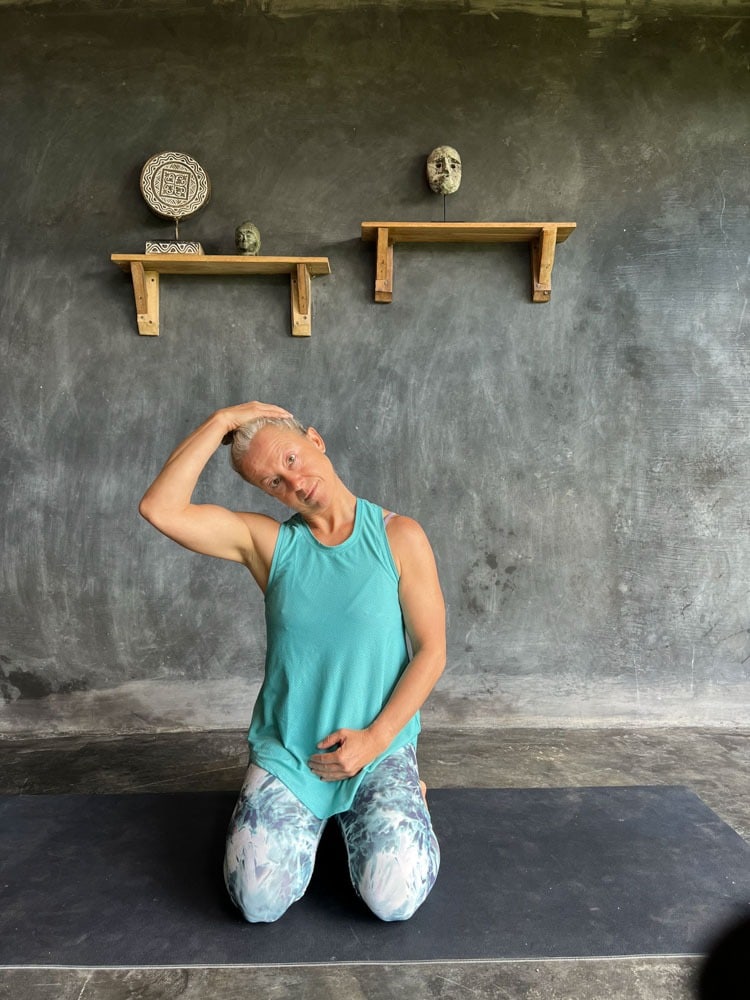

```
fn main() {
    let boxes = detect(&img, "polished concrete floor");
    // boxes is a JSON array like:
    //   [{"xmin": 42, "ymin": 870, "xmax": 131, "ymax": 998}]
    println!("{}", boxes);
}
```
[{"xmin": 1, "ymin": 726, "xmax": 748, "ymax": 1000}]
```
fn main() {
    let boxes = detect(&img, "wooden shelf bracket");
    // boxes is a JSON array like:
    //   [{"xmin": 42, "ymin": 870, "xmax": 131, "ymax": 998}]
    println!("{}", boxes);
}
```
[
  {"xmin": 375, "ymin": 226, "xmax": 394, "ymax": 304},
  {"xmin": 112, "ymin": 254, "xmax": 331, "ymax": 338},
  {"xmin": 531, "ymin": 225, "xmax": 557, "ymax": 303},
  {"xmin": 290, "ymin": 263, "xmax": 313, "ymax": 336},
  {"xmin": 130, "ymin": 261, "xmax": 159, "ymax": 336},
  {"xmin": 361, "ymin": 221, "xmax": 576, "ymax": 303}
]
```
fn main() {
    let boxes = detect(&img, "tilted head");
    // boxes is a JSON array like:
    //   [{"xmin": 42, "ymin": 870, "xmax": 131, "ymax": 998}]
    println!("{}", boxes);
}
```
[
  {"xmin": 229, "ymin": 415, "xmax": 308, "ymax": 482},
  {"xmin": 230, "ymin": 415, "xmax": 337, "ymax": 513},
  {"xmin": 426, "ymin": 145, "xmax": 462, "ymax": 195}
]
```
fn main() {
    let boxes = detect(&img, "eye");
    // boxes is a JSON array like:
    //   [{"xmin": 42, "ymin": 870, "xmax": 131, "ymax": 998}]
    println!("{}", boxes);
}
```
[
  {"xmin": 269, "ymin": 476, "xmax": 281, "ymax": 490},
  {"xmin": 287, "ymin": 453, "xmax": 297, "ymax": 467}
]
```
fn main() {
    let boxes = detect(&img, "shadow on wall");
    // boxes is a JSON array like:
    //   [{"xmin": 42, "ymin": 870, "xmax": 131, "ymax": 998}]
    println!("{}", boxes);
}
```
[{"xmin": 695, "ymin": 914, "xmax": 750, "ymax": 999}]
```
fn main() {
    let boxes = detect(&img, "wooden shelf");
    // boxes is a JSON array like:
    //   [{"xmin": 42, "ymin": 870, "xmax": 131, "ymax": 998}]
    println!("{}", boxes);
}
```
[
  {"xmin": 111, "ymin": 254, "xmax": 332, "ymax": 337},
  {"xmin": 361, "ymin": 222, "xmax": 576, "ymax": 303}
]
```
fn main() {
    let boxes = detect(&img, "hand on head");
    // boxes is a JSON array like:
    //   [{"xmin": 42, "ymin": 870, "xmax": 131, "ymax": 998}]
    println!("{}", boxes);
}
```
[{"xmin": 219, "ymin": 401, "xmax": 293, "ymax": 445}]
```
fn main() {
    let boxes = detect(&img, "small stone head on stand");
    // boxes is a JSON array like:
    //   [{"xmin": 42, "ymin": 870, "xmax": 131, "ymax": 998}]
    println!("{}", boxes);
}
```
[{"xmin": 235, "ymin": 221, "xmax": 261, "ymax": 256}]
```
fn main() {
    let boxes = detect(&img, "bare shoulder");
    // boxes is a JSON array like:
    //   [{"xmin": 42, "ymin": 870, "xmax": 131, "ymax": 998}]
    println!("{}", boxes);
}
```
[
  {"xmin": 384, "ymin": 513, "xmax": 436, "ymax": 575},
  {"xmin": 385, "ymin": 512, "xmax": 430, "ymax": 543},
  {"xmin": 236, "ymin": 510, "xmax": 282, "ymax": 545}
]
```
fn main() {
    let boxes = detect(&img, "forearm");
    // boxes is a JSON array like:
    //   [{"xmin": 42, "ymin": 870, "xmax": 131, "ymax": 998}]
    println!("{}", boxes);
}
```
[
  {"xmin": 139, "ymin": 411, "xmax": 229, "ymax": 521},
  {"xmin": 309, "ymin": 647, "xmax": 444, "ymax": 781},
  {"xmin": 139, "ymin": 400, "xmax": 290, "ymax": 522},
  {"xmin": 137, "ymin": 400, "xmax": 291, "ymax": 564},
  {"xmin": 367, "ymin": 646, "xmax": 446, "ymax": 753}
]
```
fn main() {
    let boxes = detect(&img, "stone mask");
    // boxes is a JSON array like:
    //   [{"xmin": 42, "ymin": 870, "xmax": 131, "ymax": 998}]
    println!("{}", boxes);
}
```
[{"xmin": 426, "ymin": 146, "xmax": 462, "ymax": 195}]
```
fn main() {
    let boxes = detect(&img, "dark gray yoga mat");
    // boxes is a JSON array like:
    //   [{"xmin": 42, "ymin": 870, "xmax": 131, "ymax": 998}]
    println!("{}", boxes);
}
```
[{"xmin": 1, "ymin": 786, "xmax": 749, "ymax": 967}]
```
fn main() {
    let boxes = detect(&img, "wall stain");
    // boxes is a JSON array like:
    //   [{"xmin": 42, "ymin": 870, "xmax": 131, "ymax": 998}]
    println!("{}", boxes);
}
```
[
  {"xmin": 1, "ymin": 669, "xmax": 90, "ymax": 703},
  {"xmin": 623, "ymin": 344, "xmax": 656, "ymax": 381},
  {"xmin": 463, "ymin": 555, "xmax": 520, "ymax": 613}
]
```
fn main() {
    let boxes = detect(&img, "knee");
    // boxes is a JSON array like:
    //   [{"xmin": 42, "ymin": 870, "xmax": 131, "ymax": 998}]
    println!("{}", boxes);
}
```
[
  {"xmin": 229, "ymin": 882, "xmax": 292, "ymax": 924},
  {"xmin": 224, "ymin": 855, "xmax": 298, "ymax": 923},
  {"xmin": 224, "ymin": 832, "xmax": 307, "ymax": 924},
  {"xmin": 355, "ymin": 847, "xmax": 439, "ymax": 922}
]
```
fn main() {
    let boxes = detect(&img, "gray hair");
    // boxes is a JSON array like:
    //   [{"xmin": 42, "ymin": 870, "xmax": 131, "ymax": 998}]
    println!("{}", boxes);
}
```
[{"xmin": 228, "ymin": 415, "xmax": 308, "ymax": 480}]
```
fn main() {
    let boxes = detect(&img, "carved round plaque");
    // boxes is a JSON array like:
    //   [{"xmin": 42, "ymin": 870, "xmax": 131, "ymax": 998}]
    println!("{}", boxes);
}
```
[{"xmin": 140, "ymin": 151, "xmax": 210, "ymax": 221}]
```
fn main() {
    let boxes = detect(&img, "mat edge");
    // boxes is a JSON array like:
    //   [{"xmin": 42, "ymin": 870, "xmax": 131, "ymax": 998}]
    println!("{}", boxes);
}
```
[{"xmin": 0, "ymin": 953, "xmax": 706, "ymax": 971}]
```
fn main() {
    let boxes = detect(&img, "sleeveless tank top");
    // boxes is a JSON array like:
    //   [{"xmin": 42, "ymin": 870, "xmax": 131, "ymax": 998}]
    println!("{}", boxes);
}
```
[{"xmin": 247, "ymin": 497, "xmax": 420, "ymax": 819}]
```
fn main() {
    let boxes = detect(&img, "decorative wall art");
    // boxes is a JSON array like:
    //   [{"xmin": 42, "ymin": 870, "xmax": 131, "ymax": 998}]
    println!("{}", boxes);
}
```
[{"xmin": 140, "ymin": 151, "xmax": 211, "ymax": 253}]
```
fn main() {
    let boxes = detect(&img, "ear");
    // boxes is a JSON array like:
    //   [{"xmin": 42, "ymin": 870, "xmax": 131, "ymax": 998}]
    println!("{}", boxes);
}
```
[{"xmin": 305, "ymin": 426, "xmax": 326, "ymax": 453}]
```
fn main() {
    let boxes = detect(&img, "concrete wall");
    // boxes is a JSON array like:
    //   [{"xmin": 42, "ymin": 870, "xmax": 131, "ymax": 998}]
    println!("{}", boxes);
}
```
[{"xmin": 1, "ymin": 1, "xmax": 748, "ymax": 734}]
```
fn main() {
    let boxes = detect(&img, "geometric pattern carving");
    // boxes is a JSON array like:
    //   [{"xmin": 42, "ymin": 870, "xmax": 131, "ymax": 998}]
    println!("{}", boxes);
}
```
[
  {"xmin": 140, "ymin": 152, "xmax": 210, "ymax": 221},
  {"xmin": 145, "ymin": 241, "xmax": 203, "ymax": 254}
]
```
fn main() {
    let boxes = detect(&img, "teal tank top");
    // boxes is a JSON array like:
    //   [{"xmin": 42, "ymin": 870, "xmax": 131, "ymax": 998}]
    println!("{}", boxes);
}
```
[{"xmin": 248, "ymin": 497, "xmax": 420, "ymax": 819}]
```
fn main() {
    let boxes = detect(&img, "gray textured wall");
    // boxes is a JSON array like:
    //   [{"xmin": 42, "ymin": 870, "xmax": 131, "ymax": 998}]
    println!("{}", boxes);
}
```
[{"xmin": 1, "ymin": 3, "xmax": 749, "ymax": 734}]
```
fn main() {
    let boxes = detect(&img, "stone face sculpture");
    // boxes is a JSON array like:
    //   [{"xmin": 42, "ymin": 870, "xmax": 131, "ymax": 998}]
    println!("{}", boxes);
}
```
[
  {"xmin": 235, "ymin": 221, "xmax": 261, "ymax": 256},
  {"xmin": 426, "ymin": 146, "xmax": 462, "ymax": 195}
]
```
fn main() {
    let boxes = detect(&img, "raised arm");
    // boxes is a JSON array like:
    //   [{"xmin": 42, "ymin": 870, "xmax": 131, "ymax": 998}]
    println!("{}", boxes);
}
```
[
  {"xmin": 138, "ymin": 401, "xmax": 290, "ymax": 578},
  {"xmin": 309, "ymin": 515, "xmax": 446, "ymax": 778}
]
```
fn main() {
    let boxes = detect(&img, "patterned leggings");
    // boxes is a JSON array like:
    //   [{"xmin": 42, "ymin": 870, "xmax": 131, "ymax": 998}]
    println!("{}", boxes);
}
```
[{"xmin": 223, "ymin": 744, "xmax": 440, "ymax": 923}]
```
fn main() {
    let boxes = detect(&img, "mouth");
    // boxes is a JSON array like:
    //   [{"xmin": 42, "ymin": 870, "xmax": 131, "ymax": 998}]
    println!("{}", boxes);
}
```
[{"xmin": 303, "ymin": 485, "xmax": 317, "ymax": 504}]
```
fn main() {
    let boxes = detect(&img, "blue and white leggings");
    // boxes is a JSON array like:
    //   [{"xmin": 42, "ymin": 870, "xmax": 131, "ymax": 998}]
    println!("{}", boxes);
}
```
[{"xmin": 223, "ymin": 744, "xmax": 440, "ymax": 923}]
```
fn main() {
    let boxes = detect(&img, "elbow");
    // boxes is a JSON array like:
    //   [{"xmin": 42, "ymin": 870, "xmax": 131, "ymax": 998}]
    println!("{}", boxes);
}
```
[
  {"xmin": 138, "ymin": 493, "xmax": 161, "ymax": 527},
  {"xmin": 421, "ymin": 643, "xmax": 446, "ymax": 683}
]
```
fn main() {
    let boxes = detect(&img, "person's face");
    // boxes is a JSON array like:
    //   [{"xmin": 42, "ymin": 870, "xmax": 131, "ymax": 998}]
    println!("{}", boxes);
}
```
[
  {"xmin": 426, "ymin": 147, "xmax": 462, "ymax": 194},
  {"xmin": 235, "ymin": 226, "xmax": 260, "ymax": 254},
  {"xmin": 242, "ymin": 425, "xmax": 332, "ymax": 513}
]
